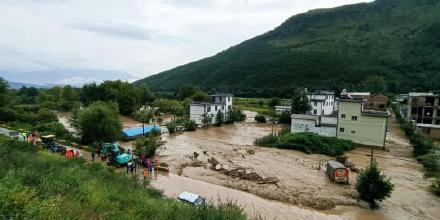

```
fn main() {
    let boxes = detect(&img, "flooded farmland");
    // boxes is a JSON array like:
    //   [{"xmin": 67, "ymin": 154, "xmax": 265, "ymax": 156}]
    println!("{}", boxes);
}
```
[{"xmin": 154, "ymin": 111, "xmax": 440, "ymax": 220}]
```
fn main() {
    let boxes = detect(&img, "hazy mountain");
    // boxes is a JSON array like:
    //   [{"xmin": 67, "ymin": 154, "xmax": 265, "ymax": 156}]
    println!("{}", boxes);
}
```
[
  {"xmin": 136, "ymin": 0, "xmax": 440, "ymax": 97},
  {"xmin": 7, "ymin": 81, "xmax": 51, "ymax": 89},
  {"xmin": 1, "ymin": 68, "xmax": 136, "ymax": 87}
]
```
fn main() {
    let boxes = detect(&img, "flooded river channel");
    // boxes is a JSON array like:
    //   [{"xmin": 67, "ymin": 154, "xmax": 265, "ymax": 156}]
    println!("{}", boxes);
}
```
[{"xmin": 153, "ymin": 111, "xmax": 440, "ymax": 220}]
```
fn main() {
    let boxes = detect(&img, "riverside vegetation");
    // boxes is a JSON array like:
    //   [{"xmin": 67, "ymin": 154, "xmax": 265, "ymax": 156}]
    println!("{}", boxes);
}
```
[
  {"xmin": 255, "ymin": 130, "xmax": 355, "ymax": 156},
  {"xmin": 0, "ymin": 136, "xmax": 246, "ymax": 219},
  {"xmin": 393, "ymin": 104, "xmax": 440, "ymax": 195}
]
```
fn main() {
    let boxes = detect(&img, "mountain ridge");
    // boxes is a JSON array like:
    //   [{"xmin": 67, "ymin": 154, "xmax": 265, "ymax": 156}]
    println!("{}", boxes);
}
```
[{"xmin": 136, "ymin": 0, "xmax": 440, "ymax": 97}]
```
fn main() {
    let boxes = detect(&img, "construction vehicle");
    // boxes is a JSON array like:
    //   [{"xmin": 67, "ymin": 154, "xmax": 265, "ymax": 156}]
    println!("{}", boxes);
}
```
[{"xmin": 101, "ymin": 143, "xmax": 132, "ymax": 167}]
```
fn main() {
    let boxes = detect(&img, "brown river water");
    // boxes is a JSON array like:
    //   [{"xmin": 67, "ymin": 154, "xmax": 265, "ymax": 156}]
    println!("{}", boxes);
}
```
[
  {"xmin": 152, "ymin": 111, "xmax": 440, "ymax": 220},
  {"xmin": 58, "ymin": 111, "xmax": 440, "ymax": 220}
]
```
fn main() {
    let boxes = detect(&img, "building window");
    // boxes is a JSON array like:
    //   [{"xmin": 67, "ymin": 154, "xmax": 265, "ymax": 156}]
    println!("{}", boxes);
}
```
[
  {"xmin": 215, "ymin": 106, "xmax": 218, "ymax": 111},
  {"xmin": 228, "ymin": 97, "xmax": 231, "ymax": 102},
  {"xmin": 341, "ymin": 114, "xmax": 346, "ymax": 118},
  {"xmin": 314, "ymin": 101, "xmax": 317, "ymax": 106},
  {"xmin": 351, "ymin": 130, "xmax": 356, "ymax": 134},
  {"xmin": 352, "ymin": 116, "xmax": 358, "ymax": 121},
  {"xmin": 313, "ymin": 109, "xmax": 317, "ymax": 115},
  {"xmin": 222, "ymin": 106, "xmax": 225, "ymax": 110},
  {"xmin": 219, "ymin": 97, "xmax": 222, "ymax": 102},
  {"xmin": 228, "ymin": 105, "xmax": 232, "ymax": 110},
  {"xmin": 340, "ymin": 127, "xmax": 345, "ymax": 132},
  {"xmin": 207, "ymin": 106, "xmax": 211, "ymax": 112}
]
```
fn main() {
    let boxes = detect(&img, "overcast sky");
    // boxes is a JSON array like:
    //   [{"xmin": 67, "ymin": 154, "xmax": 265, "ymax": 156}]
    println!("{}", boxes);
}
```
[{"xmin": 0, "ymin": 0, "xmax": 372, "ymax": 83}]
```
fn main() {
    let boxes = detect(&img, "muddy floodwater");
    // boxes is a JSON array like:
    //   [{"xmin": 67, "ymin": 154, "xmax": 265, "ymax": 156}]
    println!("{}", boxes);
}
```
[{"xmin": 154, "ymin": 111, "xmax": 440, "ymax": 220}]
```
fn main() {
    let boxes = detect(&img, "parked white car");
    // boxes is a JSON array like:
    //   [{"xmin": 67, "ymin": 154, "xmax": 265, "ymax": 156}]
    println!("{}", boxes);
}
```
[{"xmin": 177, "ymin": 191, "xmax": 206, "ymax": 206}]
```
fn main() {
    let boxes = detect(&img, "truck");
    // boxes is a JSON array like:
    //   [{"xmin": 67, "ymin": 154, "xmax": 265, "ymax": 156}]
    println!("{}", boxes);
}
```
[
  {"xmin": 326, "ymin": 160, "xmax": 349, "ymax": 184},
  {"xmin": 101, "ymin": 143, "xmax": 132, "ymax": 167}
]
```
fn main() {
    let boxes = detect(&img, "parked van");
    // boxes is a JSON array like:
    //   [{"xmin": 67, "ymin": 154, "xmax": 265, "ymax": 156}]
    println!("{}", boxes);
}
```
[
  {"xmin": 326, "ymin": 160, "xmax": 349, "ymax": 184},
  {"xmin": 177, "ymin": 191, "xmax": 206, "ymax": 206}
]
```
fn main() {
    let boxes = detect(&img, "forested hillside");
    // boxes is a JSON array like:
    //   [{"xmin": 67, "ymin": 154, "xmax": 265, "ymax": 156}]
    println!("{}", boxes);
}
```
[{"xmin": 137, "ymin": 0, "xmax": 440, "ymax": 97}]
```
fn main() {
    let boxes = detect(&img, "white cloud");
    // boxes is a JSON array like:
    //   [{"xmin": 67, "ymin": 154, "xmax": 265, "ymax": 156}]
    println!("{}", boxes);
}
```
[{"xmin": 0, "ymin": 0, "xmax": 373, "ymax": 81}]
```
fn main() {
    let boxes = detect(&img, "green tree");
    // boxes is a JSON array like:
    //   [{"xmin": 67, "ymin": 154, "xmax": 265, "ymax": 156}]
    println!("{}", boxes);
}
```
[
  {"xmin": 138, "ymin": 83, "xmax": 154, "ymax": 105},
  {"xmin": 0, "ymin": 77, "xmax": 9, "ymax": 107},
  {"xmin": 356, "ymin": 162, "xmax": 394, "ymax": 209},
  {"xmin": 291, "ymin": 89, "xmax": 311, "ymax": 114},
  {"xmin": 254, "ymin": 114, "xmax": 267, "ymax": 123},
  {"xmin": 133, "ymin": 135, "xmax": 164, "ymax": 158},
  {"xmin": 36, "ymin": 108, "xmax": 58, "ymax": 123},
  {"xmin": 175, "ymin": 84, "xmax": 201, "ymax": 100},
  {"xmin": 117, "ymin": 82, "xmax": 140, "ymax": 116},
  {"xmin": 191, "ymin": 91, "xmax": 210, "ymax": 102},
  {"xmin": 77, "ymin": 102, "xmax": 122, "ymax": 144},
  {"xmin": 201, "ymin": 113, "xmax": 212, "ymax": 127},
  {"xmin": 362, "ymin": 75, "xmax": 387, "ymax": 94},
  {"xmin": 166, "ymin": 122, "xmax": 177, "ymax": 134},
  {"xmin": 268, "ymin": 98, "xmax": 280, "ymax": 107},
  {"xmin": 184, "ymin": 120, "xmax": 197, "ymax": 131},
  {"xmin": 215, "ymin": 111, "xmax": 224, "ymax": 125}
]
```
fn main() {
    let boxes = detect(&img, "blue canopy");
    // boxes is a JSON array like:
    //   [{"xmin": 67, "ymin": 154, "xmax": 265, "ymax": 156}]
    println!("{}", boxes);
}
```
[{"xmin": 122, "ymin": 125, "xmax": 160, "ymax": 138}]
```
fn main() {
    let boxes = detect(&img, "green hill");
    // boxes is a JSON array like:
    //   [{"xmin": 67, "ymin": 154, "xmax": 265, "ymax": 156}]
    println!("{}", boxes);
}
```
[{"xmin": 136, "ymin": 0, "xmax": 440, "ymax": 97}]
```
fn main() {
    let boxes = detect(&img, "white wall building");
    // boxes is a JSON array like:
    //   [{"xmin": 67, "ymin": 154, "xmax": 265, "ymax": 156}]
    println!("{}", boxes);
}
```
[
  {"xmin": 190, "ymin": 94, "xmax": 233, "ymax": 125},
  {"xmin": 275, "ymin": 106, "xmax": 291, "ymax": 114},
  {"xmin": 307, "ymin": 91, "xmax": 335, "ymax": 116},
  {"xmin": 291, "ymin": 114, "xmax": 337, "ymax": 137}
]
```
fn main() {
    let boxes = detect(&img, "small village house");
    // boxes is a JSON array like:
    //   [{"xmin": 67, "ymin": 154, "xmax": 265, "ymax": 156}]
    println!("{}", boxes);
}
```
[
  {"xmin": 275, "ymin": 105, "xmax": 291, "ymax": 114},
  {"xmin": 337, "ymin": 94, "xmax": 390, "ymax": 147},
  {"xmin": 291, "ymin": 114, "xmax": 337, "ymax": 137},
  {"xmin": 407, "ymin": 92, "xmax": 440, "ymax": 139},
  {"xmin": 190, "ymin": 93, "xmax": 233, "ymax": 125},
  {"xmin": 307, "ymin": 91, "xmax": 335, "ymax": 116}
]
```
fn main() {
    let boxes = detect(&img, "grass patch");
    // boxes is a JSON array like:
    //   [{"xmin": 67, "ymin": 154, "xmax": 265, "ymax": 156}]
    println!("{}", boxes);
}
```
[
  {"xmin": 0, "ymin": 136, "xmax": 246, "ymax": 219},
  {"xmin": 255, "ymin": 132, "xmax": 355, "ymax": 156}
]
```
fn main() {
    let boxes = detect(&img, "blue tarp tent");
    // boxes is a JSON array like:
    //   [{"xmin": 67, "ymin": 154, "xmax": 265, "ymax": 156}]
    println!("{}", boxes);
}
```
[{"xmin": 122, "ymin": 125, "xmax": 161, "ymax": 139}]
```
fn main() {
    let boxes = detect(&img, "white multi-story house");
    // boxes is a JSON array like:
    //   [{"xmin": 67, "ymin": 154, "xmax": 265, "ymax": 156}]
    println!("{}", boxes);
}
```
[
  {"xmin": 190, "ymin": 93, "xmax": 233, "ymax": 125},
  {"xmin": 307, "ymin": 91, "xmax": 335, "ymax": 116}
]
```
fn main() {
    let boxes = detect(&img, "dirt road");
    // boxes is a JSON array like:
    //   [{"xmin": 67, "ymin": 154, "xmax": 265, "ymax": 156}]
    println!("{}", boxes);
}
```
[{"xmin": 156, "ymin": 112, "xmax": 440, "ymax": 220}]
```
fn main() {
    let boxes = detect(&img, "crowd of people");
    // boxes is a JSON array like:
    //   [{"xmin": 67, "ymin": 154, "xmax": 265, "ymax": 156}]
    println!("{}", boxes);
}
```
[{"xmin": 21, "ymin": 130, "xmax": 40, "ymax": 145}]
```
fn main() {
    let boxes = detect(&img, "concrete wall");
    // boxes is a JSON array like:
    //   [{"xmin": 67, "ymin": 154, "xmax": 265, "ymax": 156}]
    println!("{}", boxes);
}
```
[
  {"xmin": 337, "ymin": 102, "xmax": 388, "ymax": 147},
  {"xmin": 291, "ymin": 118, "xmax": 336, "ymax": 137}
]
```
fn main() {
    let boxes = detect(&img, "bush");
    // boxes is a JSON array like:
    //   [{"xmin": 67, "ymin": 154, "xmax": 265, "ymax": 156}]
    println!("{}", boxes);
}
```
[
  {"xmin": 278, "ymin": 111, "xmax": 291, "ymax": 124},
  {"xmin": 254, "ymin": 114, "xmax": 266, "ymax": 123},
  {"xmin": 184, "ymin": 120, "xmax": 197, "ymax": 131},
  {"xmin": 36, "ymin": 108, "xmax": 58, "ymax": 123},
  {"xmin": 356, "ymin": 162, "xmax": 394, "ymax": 209},
  {"xmin": 133, "ymin": 135, "xmax": 164, "ymax": 158},
  {"xmin": 33, "ymin": 122, "xmax": 73, "ymax": 140},
  {"xmin": 166, "ymin": 122, "xmax": 177, "ymax": 134},
  {"xmin": 255, "ymin": 132, "xmax": 355, "ymax": 156},
  {"xmin": 0, "ymin": 136, "xmax": 246, "ymax": 219},
  {"xmin": 431, "ymin": 178, "xmax": 440, "ymax": 196}
]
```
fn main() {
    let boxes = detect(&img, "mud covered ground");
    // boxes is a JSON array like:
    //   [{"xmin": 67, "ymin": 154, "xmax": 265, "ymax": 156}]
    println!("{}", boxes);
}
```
[{"xmin": 156, "ymin": 111, "xmax": 440, "ymax": 220}]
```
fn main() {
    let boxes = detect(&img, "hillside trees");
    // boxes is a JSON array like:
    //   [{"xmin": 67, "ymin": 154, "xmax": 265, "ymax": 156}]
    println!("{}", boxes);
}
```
[{"xmin": 77, "ymin": 102, "xmax": 122, "ymax": 144}]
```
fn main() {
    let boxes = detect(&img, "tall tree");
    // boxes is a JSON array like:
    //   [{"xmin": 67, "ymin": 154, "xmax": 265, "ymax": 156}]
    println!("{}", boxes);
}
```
[
  {"xmin": 77, "ymin": 101, "xmax": 122, "ymax": 144},
  {"xmin": 356, "ymin": 162, "xmax": 394, "ymax": 209},
  {"xmin": 291, "ymin": 89, "xmax": 311, "ymax": 114},
  {"xmin": 0, "ymin": 77, "xmax": 9, "ymax": 107},
  {"xmin": 175, "ymin": 84, "xmax": 201, "ymax": 100},
  {"xmin": 138, "ymin": 83, "xmax": 154, "ymax": 105}
]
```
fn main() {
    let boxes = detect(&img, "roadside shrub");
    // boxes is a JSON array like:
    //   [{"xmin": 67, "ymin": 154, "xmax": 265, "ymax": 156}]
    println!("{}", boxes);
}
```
[
  {"xmin": 255, "ymin": 132, "xmax": 355, "ymax": 156},
  {"xmin": 418, "ymin": 150, "xmax": 440, "ymax": 176},
  {"xmin": 254, "ymin": 114, "xmax": 266, "ymax": 123},
  {"xmin": 33, "ymin": 122, "xmax": 73, "ymax": 140},
  {"xmin": 166, "ymin": 122, "xmax": 177, "ymax": 134},
  {"xmin": 184, "ymin": 120, "xmax": 197, "ymax": 131},
  {"xmin": 278, "ymin": 111, "xmax": 291, "ymax": 124},
  {"xmin": 356, "ymin": 162, "xmax": 394, "ymax": 209}
]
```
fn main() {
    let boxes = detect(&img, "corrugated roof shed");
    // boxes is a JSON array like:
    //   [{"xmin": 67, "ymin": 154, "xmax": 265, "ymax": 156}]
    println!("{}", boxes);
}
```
[{"xmin": 122, "ymin": 125, "xmax": 160, "ymax": 138}]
